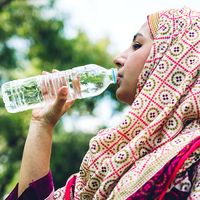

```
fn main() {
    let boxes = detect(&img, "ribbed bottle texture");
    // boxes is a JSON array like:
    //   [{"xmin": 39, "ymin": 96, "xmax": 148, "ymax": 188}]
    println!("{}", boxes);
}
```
[{"xmin": 1, "ymin": 64, "xmax": 117, "ymax": 113}]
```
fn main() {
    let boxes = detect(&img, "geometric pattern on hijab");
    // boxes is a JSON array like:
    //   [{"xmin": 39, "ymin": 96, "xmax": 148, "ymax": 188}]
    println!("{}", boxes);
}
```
[{"xmin": 73, "ymin": 7, "xmax": 200, "ymax": 200}]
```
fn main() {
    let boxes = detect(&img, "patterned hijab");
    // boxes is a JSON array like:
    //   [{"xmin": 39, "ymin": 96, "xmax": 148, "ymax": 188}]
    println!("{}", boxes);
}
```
[{"xmin": 73, "ymin": 7, "xmax": 200, "ymax": 199}]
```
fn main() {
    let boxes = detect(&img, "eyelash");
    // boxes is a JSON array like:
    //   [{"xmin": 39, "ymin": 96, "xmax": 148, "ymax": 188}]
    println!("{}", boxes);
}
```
[{"xmin": 132, "ymin": 42, "xmax": 142, "ymax": 50}]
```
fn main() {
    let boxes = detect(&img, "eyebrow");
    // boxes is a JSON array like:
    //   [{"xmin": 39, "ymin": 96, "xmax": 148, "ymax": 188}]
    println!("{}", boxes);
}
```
[{"xmin": 133, "ymin": 33, "xmax": 144, "ymax": 41}]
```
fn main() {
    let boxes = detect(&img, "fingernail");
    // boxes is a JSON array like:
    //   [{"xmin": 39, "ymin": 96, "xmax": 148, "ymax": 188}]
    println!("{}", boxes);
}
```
[{"xmin": 61, "ymin": 87, "xmax": 68, "ymax": 95}]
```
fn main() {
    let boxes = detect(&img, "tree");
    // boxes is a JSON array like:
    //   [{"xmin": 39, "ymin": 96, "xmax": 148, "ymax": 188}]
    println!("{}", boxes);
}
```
[{"xmin": 0, "ymin": 0, "xmax": 124, "ymax": 198}]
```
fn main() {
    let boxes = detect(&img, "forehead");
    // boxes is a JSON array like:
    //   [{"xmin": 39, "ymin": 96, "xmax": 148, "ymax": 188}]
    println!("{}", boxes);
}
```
[{"xmin": 137, "ymin": 21, "xmax": 153, "ymax": 40}]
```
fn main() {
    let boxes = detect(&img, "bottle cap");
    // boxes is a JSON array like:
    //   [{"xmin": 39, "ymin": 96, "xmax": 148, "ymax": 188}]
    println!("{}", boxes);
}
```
[{"xmin": 111, "ymin": 68, "xmax": 117, "ymax": 84}]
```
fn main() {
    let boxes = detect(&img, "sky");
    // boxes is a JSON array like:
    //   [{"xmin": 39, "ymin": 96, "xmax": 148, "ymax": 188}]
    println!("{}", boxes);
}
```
[
  {"xmin": 53, "ymin": 0, "xmax": 200, "ymax": 133},
  {"xmin": 54, "ymin": 0, "xmax": 200, "ymax": 133},
  {"xmin": 2, "ymin": 1, "xmax": 200, "ymax": 133},
  {"xmin": 55, "ymin": 0, "xmax": 200, "ymax": 53}
]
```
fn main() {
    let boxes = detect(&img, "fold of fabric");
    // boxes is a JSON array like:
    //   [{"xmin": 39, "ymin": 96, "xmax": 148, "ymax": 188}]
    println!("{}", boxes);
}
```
[
  {"xmin": 6, "ymin": 171, "xmax": 54, "ymax": 200},
  {"xmin": 65, "ymin": 7, "xmax": 200, "ymax": 200},
  {"xmin": 160, "ymin": 138, "xmax": 200, "ymax": 199},
  {"xmin": 148, "ymin": 12, "xmax": 159, "ymax": 38},
  {"xmin": 65, "ymin": 175, "xmax": 77, "ymax": 200},
  {"xmin": 126, "ymin": 136, "xmax": 200, "ymax": 200}
]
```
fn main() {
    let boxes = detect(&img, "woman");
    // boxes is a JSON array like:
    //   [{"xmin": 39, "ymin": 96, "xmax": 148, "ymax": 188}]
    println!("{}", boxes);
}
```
[{"xmin": 6, "ymin": 6, "xmax": 200, "ymax": 200}]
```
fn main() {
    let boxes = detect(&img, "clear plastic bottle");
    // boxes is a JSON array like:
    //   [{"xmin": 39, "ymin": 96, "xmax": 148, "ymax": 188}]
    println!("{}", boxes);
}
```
[{"xmin": 1, "ymin": 64, "xmax": 117, "ymax": 113}]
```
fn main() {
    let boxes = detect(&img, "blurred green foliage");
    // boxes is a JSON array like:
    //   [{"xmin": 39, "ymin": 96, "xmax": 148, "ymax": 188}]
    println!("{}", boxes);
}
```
[
  {"xmin": 51, "ymin": 133, "xmax": 93, "ymax": 190},
  {"xmin": 0, "ymin": 0, "xmax": 125, "ymax": 198}
]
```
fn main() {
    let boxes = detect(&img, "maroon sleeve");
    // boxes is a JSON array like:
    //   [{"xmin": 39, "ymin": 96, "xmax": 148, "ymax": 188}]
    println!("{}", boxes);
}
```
[{"xmin": 5, "ymin": 171, "xmax": 54, "ymax": 200}]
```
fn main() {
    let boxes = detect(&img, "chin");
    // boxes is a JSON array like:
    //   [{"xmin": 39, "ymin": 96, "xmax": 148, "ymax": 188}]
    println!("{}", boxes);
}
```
[{"xmin": 116, "ymin": 89, "xmax": 133, "ymax": 105}]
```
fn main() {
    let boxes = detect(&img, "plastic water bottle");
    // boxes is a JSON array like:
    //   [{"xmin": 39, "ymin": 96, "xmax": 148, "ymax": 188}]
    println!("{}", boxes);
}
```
[{"xmin": 1, "ymin": 64, "xmax": 117, "ymax": 113}]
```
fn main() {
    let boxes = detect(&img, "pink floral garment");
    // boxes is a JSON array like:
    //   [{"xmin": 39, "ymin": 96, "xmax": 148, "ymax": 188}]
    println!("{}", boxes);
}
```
[
  {"xmin": 126, "ymin": 136, "xmax": 200, "ymax": 199},
  {"xmin": 71, "ymin": 7, "xmax": 200, "ymax": 200},
  {"xmin": 51, "ymin": 7, "xmax": 200, "ymax": 200}
]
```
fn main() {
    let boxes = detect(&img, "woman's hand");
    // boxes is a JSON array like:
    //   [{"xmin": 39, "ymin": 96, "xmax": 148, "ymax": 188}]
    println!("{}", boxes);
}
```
[
  {"xmin": 31, "ymin": 70, "xmax": 74, "ymax": 128},
  {"xmin": 18, "ymin": 69, "xmax": 75, "ymax": 196}
]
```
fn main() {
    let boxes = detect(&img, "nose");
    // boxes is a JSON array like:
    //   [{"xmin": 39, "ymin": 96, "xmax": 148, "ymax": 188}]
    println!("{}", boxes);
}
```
[{"xmin": 113, "ymin": 51, "xmax": 127, "ymax": 69}]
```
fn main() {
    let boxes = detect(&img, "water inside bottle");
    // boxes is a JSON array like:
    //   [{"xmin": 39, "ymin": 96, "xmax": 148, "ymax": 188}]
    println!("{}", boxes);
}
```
[
  {"xmin": 2, "ymin": 77, "xmax": 44, "ymax": 113},
  {"xmin": 70, "ymin": 66, "xmax": 115, "ymax": 99},
  {"xmin": 2, "ymin": 65, "xmax": 116, "ymax": 113}
]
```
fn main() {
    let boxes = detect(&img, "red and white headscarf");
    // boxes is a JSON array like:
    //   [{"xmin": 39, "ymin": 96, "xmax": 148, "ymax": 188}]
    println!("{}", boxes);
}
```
[{"xmin": 71, "ymin": 7, "xmax": 200, "ymax": 200}]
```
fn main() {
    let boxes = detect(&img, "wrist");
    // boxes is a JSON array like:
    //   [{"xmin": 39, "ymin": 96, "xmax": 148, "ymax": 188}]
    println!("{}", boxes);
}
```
[{"xmin": 30, "ymin": 118, "xmax": 55, "ymax": 131}]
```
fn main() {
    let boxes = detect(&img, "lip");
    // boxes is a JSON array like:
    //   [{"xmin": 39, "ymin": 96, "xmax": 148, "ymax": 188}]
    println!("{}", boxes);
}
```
[{"xmin": 117, "ymin": 75, "xmax": 123, "ymax": 86}]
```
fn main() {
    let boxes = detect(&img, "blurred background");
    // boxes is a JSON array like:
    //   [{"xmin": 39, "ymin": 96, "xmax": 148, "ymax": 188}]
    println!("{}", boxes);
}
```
[{"xmin": 0, "ymin": 0, "xmax": 199, "ymax": 198}]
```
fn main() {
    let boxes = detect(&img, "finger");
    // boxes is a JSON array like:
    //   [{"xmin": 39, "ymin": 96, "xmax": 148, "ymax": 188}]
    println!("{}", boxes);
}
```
[
  {"xmin": 52, "ymin": 69, "xmax": 67, "ymax": 91},
  {"xmin": 63, "ymin": 100, "xmax": 75, "ymax": 111},
  {"xmin": 56, "ymin": 71, "xmax": 68, "ymax": 89},
  {"xmin": 41, "ymin": 71, "xmax": 50, "ymax": 101},
  {"xmin": 59, "ymin": 86, "xmax": 68, "ymax": 98},
  {"xmin": 49, "ymin": 74, "xmax": 56, "ymax": 97},
  {"xmin": 42, "ymin": 71, "xmax": 49, "ymax": 75},
  {"xmin": 52, "ymin": 69, "xmax": 59, "ymax": 73},
  {"xmin": 53, "ymin": 86, "xmax": 68, "ymax": 110},
  {"xmin": 48, "ymin": 70, "xmax": 59, "ymax": 97}
]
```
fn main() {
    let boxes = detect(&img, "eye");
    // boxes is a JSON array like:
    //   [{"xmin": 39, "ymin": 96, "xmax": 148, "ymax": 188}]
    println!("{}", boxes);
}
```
[{"xmin": 132, "ymin": 42, "xmax": 142, "ymax": 50}]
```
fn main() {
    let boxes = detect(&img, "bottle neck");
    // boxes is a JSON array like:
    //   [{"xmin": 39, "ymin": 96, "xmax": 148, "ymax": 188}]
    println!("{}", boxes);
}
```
[{"xmin": 110, "ymin": 68, "xmax": 117, "ymax": 84}]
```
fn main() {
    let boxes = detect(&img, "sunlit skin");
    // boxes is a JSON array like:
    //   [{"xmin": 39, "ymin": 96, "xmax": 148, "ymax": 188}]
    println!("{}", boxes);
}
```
[{"xmin": 114, "ymin": 22, "xmax": 153, "ymax": 105}]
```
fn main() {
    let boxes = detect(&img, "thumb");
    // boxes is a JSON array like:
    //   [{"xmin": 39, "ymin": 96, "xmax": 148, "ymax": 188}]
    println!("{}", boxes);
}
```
[{"xmin": 53, "ymin": 86, "xmax": 68, "ymax": 110}]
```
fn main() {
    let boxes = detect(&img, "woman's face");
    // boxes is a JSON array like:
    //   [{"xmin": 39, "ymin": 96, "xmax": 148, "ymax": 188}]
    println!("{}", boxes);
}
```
[{"xmin": 114, "ymin": 22, "xmax": 153, "ymax": 105}]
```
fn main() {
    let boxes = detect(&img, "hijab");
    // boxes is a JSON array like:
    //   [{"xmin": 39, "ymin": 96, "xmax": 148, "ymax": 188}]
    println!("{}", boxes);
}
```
[{"xmin": 73, "ymin": 7, "xmax": 200, "ymax": 200}]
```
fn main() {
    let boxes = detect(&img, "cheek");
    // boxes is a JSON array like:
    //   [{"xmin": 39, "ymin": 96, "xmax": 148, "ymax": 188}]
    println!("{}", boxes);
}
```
[
  {"xmin": 135, "ymin": 47, "xmax": 150, "ymax": 66},
  {"xmin": 127, "ymin": 49, "xmax": 148, "ymax": 76},
  {"xmin": 124, "ymin": 46, "xmax": 151, "ymax": 91},
  {"xmin": 116, "ymin": 44, "xmax": 152, "ymax": 104}
]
